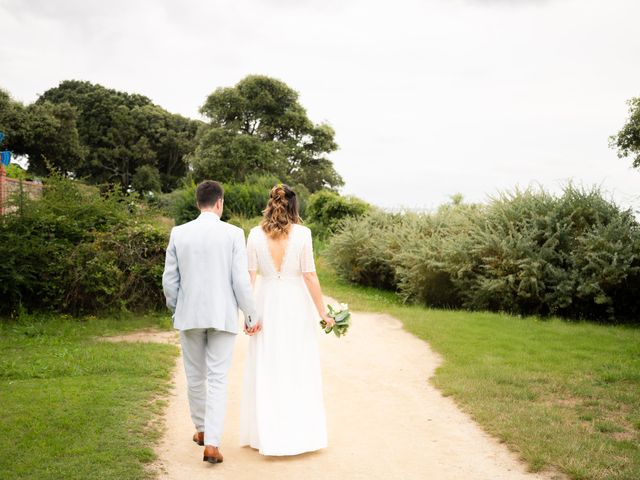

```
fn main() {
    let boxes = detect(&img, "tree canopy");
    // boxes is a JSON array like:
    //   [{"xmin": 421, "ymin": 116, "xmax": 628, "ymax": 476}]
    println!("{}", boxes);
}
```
[
  {"xmin": 0, "ymin": 89, "xmax": 85, "ymax": 175},
  {"xmin": 610, "ymin": 96, "xmax": 640, "ymax": 169},
  {"xmin": 2, "ymin": 77, "xmax": 345, "ymax": 195},
  {"xmin": 37, "ymin": 80, "xmax": 200, "ymax": 191},
  {"xmin": 0, "ymin": 90, "xmax": 29, "ymax": 155},
  {"xmin": 191, "ymin": 75, "xmax": 343, "ymax": 192}
]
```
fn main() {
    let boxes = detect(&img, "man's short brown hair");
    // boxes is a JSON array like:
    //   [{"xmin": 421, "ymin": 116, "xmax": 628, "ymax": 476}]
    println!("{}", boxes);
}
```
[{"xmin": 196, "ymin": 180, "xmax": 224, "ymax": 208}]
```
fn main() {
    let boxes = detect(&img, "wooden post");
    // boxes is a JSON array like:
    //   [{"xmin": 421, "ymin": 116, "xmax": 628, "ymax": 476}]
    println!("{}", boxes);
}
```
[{"xmin": 0, "ymin": 163, "xmax": 6, "ymax": 215}]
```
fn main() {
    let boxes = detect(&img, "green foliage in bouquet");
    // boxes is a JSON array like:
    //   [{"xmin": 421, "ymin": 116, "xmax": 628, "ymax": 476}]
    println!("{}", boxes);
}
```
[{"xmin": 320, "ymin": 304, "xmax": 351, "ymax": 337}]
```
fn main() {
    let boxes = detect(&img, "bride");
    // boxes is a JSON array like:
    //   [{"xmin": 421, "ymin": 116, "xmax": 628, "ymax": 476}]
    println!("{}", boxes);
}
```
[{"xmin": 240, "ymin": 184, "xmax": 334, "ymax": 456}]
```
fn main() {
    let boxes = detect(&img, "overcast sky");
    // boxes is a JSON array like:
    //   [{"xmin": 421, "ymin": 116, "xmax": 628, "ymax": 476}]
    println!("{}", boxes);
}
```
[{"xmin": 1, "ymin": 0, "xmax": 639, "ymax": 210}]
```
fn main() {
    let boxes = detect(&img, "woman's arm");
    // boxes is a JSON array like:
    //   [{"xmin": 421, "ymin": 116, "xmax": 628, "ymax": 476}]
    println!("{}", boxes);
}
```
[{"xmin": 303, "ymin": 271, "xmax": 334, "ymax": 327}]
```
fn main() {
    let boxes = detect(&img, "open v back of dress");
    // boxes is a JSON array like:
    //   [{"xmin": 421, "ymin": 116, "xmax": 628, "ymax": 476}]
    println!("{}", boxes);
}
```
[{"xmin": 264, "ymin": 234, "xmax": 291, "ymax": 274}]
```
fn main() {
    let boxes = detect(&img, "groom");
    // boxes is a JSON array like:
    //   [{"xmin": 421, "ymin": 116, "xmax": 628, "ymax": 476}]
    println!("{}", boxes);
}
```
[{"xmin": 162, "ymin": 180, "xmax": 259, "ymax": 464}]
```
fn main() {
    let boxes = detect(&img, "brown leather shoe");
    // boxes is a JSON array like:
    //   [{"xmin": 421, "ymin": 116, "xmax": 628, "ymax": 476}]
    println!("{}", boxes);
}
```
[
  {"xmin": 192, "ymin": 431, "xmax": 204, "ymax": 446},
  {"xmin": 203, "ymin": 445, "xmax": 223, "ymax": 464}
]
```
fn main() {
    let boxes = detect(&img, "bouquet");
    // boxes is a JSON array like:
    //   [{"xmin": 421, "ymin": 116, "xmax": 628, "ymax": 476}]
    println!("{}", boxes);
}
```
[{"xmin": 320, "ymin": 303, "xmax": 351, "ymax": 337}]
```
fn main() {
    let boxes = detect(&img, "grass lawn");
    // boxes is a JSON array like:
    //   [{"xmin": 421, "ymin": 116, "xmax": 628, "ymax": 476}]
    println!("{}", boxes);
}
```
[
  {"xmin": 0, "ymin": 312, "xmax": 179, "ymax": 480},
  {"xmin": 317, "ymin": 259, "xmax": 640, "ymax": 480}
]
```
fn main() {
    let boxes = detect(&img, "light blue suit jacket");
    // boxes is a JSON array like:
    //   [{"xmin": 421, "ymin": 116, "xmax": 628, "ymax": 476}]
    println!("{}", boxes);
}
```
[{"xmin": 162, "ymin": 212, "xmax": 257, "ymax": 333}]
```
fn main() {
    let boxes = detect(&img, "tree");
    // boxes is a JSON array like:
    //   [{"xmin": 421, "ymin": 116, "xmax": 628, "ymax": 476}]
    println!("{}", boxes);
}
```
[
  {"xmin": 24, "ymin": 101, "xmax": 86, "ymax": 176},
  {"xmin": 132, "ymin": 164, "xmax": 162, "ymax": 197},
  {"xmin": 0, "ymin": 89, "xmax": 30, "ymax": 156},
  {"xmin": 192, "ymin": 75, "xmax": 343, "ymax": 192},
  {"xmin": 0, "ymin": 89, "xmax": 85, "ymax": 175},
  {"xmin": 37, "ymin": 80, "xmax": 200, "ymax": 191},
  {"xmin": 610, "ymin": 96, "xmax": 640, "ymax": 168}
]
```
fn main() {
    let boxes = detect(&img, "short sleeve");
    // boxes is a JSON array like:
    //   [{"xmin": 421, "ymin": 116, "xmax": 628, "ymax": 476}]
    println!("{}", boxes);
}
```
[
  {"xmin": 300, "ymin": 228, "xmax": 316, "ymax": 273},
  {"xmin": 247, "ymin": 229, "xmax": 258, "ymax": 272}
]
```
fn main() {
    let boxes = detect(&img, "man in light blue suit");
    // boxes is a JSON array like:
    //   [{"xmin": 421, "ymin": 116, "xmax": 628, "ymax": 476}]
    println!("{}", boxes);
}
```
[{"xmin": 162, "ymin": 180, "xmax": 259, "ymax": 464}]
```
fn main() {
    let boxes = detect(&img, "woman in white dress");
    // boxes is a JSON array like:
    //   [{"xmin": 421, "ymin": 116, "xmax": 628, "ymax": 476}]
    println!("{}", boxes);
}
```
[{"xmin": 240, "ymin": 184, "xmax": 334, "ymax": 456}]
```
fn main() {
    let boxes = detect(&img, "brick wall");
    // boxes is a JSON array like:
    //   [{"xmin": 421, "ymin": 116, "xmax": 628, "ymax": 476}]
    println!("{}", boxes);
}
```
[{"xmin": 0, "ymin": 165, "xmax": 43, "ymax": 214}]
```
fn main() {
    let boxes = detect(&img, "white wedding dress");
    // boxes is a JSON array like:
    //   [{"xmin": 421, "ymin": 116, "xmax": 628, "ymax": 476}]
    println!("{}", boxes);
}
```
[{"xmin": 240, "ymin": 224, "xmax": 328, "ymax": 456}]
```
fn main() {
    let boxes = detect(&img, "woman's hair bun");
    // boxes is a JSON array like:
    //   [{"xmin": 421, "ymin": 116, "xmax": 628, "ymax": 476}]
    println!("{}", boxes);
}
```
[
  {"xmin": 261, "ymin": 183, "xmax": 301, "ymax": 237},
  {"xmin": 270, "ymin": 184, "xmax": 288, "ymax": 202}
]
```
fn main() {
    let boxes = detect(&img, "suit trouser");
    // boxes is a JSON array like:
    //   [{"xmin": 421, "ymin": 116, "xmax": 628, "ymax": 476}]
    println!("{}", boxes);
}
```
[{"xmin": 179, "ymin": 328, "xmax": 236, "ymax": 446}]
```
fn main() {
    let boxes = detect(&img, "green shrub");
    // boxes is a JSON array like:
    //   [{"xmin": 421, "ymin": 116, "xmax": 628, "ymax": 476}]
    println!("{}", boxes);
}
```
[
  {"xmin": 223, "ymin": 177, "xmax": 275, "ymax": 219},
  {"xmin": 0, "ymin": 175, "xmax": 168, "ymax": 316},
  {"xmin": 5, "ymin": 164, "xmax": 31, "ymax": 180},
  {"xmin": 450, "ymin": 189, "xmax": 568, "ymax": 315},
  {"xmin": 132, "ymin": 164, "xmax": 162, "ymax": 197},
  {"xmin": 157, "ymin": 181, "xmax": 199, "ymax": 225},
  {"xmin": 306, "ymin": 190, "xmax": 370, "ymax": 238},
  {"xmin": 393, "ymin": 205, "xmax": 481, "ymax": 308},
  {"xmin": 449, "ymin": 187, "xmax": 640, "ymax": 320},
  {"xmin": 159, "ymin": 175, "xmax": 309, "ymax": 226},
  {"xmin": 327, "ymin": 211, "xmax": 400, "ymax": 289},
  {"xmin": 64, "ymin": 223, "xmax": 167, "ymax": 313},
  {"xmin": 327, "ymin": 186, "xmax": 640, "ymax": 322}
]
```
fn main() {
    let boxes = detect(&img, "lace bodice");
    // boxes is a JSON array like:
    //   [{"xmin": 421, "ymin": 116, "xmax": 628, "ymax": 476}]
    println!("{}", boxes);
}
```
[{"xmin": 247, "ymin": 224, "xmax": 316, "ymax": 278}]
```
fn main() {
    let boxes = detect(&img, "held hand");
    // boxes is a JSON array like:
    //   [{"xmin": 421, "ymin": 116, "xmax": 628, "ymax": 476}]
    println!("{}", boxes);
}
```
[
  {"xmin": 244, "ymin": 322, "xmax": 262, "ymax": 336},
  {"xmin": 244, "ymin": 313, "xmax": 262, "ymax": 336},
  {"xmin": 250, "ymin": 323, "xmax": 262, "ymax": 334}
]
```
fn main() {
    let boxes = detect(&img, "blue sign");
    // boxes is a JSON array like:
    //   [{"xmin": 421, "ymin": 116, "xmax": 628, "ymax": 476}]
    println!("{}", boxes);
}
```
[{"xmin": 0, "ymin": 132, "xmax": 11, "ymax": 166}]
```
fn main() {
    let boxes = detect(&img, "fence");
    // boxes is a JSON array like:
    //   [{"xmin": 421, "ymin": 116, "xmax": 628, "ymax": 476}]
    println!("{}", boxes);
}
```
[{"xmin": 0, "ymin": 165, "xmax": 43, "ymax": 214}]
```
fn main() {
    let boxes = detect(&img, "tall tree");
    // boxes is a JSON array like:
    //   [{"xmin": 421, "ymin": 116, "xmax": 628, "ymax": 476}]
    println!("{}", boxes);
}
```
[
  {"xmin": 37, "ymin": 80, "xmax": 200, "ymax": 190},
  {"xmin": 192, "ymin": 75, "xmax": 343, "ymax": 192},
  {"xmin": 610, "ymin": 96, "xmax": 640, "ymax": 168},
  {"xmin": 0, "ymin": 89, "xmax": 30, "ymax": 156},
  {"xmin": 24, "ymin": 101, "xmax": 86, "ymax": 176},
  {"xmin": 0, "ymin": 89, "xmax": 85, "ymax": 174}
]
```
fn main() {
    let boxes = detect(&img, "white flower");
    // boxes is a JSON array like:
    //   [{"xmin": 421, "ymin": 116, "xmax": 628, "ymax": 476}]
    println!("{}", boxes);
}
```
[{"xmin": 340, "ymin": 303, "xmax": 349, "ymax": 311}]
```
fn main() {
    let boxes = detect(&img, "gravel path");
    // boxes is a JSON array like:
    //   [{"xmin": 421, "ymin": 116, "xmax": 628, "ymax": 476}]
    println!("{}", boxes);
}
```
[{"xmin": 116, "ymin": 300, "xmax": 561, "ymax": 479}]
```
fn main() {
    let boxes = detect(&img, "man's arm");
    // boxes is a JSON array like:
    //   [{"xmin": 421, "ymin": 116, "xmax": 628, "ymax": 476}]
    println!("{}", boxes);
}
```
[
  {"xmin": 162, "ymin": 228, "xmax": 180, "ymax": 312},
  {"xmin": 231, "ymin": 229, "xmax": 258, "ymax": 328}
]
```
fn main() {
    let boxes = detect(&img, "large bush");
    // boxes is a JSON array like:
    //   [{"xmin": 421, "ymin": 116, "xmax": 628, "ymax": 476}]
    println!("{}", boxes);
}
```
[
  {"xmin": 159, "ymin": 175, "xmax": 310, "ymax": 225},
  {"xmin": 0, "ymin": 175, "xmax": 168, "ymax": 316},
  {"xmin": 392, "ymin": 204, "xmax": 481, "ymax": 308},
  {"xmin": 327, "ymin": 186, "xmax": 640, "ymax": 322},
  {"xmin": 305, "ymin": 190, "xmax": 370, "ymax": 238},
  {"xmin": 158, "ymin": 182, "xmax": 199, "ymax": 225},
  {"xmin": 327, "ymin": 211, "xmax": 400, "ymax": 289}
]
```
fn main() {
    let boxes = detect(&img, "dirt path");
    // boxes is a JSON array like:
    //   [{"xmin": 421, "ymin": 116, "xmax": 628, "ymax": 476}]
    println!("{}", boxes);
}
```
[{"xmin": 118, "ymin": 301, "xmax": 560, "ymax": 480}]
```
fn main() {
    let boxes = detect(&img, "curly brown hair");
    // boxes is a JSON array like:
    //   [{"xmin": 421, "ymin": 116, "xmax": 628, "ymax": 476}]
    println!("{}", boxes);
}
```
[{"xmin": 260, "ymin": 184, "xmax": 301, "ymax": 238}]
